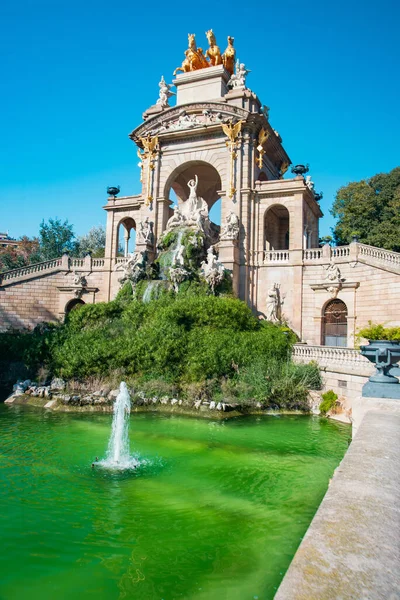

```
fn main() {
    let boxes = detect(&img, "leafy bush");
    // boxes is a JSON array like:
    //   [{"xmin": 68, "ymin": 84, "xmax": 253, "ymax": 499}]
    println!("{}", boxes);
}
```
[
  {"xmin": 319, "ymin": 390, "xmax": 338, "ymax": 414},
  {"xmin": 357, "ymin": 321, "xmax": 400, "ymax": 342},
  {"xmin": 0, "ymin": 291, "xmax": 319, "ymax": 409}
]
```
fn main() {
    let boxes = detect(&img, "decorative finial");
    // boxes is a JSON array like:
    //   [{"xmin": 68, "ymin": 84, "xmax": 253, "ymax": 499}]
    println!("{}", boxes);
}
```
[
  {"xmin": 291, "ymin": 164, "xmax": 309, "ymax": 177},
  {"xmin": 107, "ymin": 186, "xmax": 120, "ymax": 198}
]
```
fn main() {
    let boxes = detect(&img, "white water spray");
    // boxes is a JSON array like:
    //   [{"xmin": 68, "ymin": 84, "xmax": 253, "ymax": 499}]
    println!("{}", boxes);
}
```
[{"xmin": 100, "ymin": 382, "xmax": 138, "ymax": 469}]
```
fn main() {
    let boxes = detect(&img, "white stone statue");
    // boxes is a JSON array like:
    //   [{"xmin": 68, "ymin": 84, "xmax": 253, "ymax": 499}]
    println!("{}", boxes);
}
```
[
  {"xmin": 169, "ymin": 266, "xmax": 188, "ymax": 292},
  {"xmin": 156, "ymin": 76, "xmax": 174, "ymax": 108},
  {"xmin": 166, "ymin": 174, "xmax": 211, "ymax": 236},
  {"xmin": 305, "ymin": 175, "xmax": 315, "ymax": 191},
  {"xmin": 138, "ymin": 217, "xmax": 153, "ymax": 244},
  {"xmin": 119, "ymin": 251, "xmax": 147, "ymax": 287},
  {"xmin": 266, "ymin": 283, "xmax": 283, "ymax": 322},
  {"xmin": 166, "ymin": 207, "xmax": 184, "ymax": 231},
  {"xmin": 200, "ymin": 246, "xmax": 226, "ymax": 294},
  {"xmin": 220, "ymin": 211, "xmax": 240, "ymax": 241},
  {"xmin": 228, "ymin": 59, "xmax": 250, "ymax": 89}
]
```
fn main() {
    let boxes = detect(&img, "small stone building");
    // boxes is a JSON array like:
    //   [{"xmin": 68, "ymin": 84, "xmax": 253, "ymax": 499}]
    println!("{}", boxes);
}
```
[{"xmin": 1, "ymin": 36, "xmax": 399, "ymax": 398}]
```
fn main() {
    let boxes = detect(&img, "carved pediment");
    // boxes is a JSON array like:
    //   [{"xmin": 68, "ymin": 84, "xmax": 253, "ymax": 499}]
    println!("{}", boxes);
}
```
[{"xmin": 130, "ymin": 102, "xmax": 250, "ymax": 142}]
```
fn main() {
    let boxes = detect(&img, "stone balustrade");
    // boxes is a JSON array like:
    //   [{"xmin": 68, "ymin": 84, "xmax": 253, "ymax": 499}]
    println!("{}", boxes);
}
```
[
  {"xmin": 263, "ymin": 250, "xmax": 290, "ymax": 263},
  {"xmin": 358, "ymin": 243, "xmax": 400, "ymax": 269},
  {"xmin": 0, "ymin": 255, "xmax": 107, "ymax": 285},
  {"xmin": 293, "ymin": 344, "xmax": 373, "ymax": 378},
  {"xmin": 1, "ymin": 258, "xmax": 64, "ymax": 283}
]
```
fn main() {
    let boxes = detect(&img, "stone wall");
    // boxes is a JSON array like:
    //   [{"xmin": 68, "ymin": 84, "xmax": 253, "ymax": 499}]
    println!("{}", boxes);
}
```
[{"xmin": 0, "ymin": 259, "xmax": 108, "ymax": 331}]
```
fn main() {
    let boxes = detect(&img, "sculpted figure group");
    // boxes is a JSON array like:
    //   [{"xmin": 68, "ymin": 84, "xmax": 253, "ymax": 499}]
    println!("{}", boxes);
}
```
[
  {"xmin": 174, "ymin": 31, "xmax": 236, "ymax": 76},
  {"xmin": 166, "ymin": 174, "xmax": 211, "ymax": 236}
]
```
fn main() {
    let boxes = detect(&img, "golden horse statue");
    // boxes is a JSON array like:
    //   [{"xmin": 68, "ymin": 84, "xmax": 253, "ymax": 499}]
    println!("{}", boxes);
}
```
[
  {"xmin": 205, "ymin": 29, "xmax": 222, "ymax": 66},
  {"xmin": 222, "ymin": 36, "xmax": 235, "ymax": 75},
  {"xmin": 173, "ymin": 33, "xmax": 209, "ymax": 75}
]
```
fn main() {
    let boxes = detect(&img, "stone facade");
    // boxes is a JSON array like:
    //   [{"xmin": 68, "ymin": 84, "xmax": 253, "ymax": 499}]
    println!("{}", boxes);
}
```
[{"xmin": 1, "ymin": 59, "xmax": 399, "ymax": 356}]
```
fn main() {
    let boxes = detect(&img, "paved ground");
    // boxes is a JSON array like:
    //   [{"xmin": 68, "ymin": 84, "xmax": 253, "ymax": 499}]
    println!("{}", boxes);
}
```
[{"xmin": 275, "ymin": 407, "xmax": 400, "ymax": 600}]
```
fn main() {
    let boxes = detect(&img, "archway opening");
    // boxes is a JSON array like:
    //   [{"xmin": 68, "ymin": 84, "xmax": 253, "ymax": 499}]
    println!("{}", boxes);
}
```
[
  {"xmin": 117, "ymin": 218, "xmax": 136, "ymax": 257},
  {"xmin": 65, "ymin": 298, "xmax": 85, "ymax": 314},
  {"xmin": 264, "ymin": 205, "xmax": 290, "ymax": 250},
  {"xmin": 166, "ymin": 161, "xmax": 222, "ymax": 230},
  {"xmin": 322, "ymin": 299, "xmax": 348, "ymax": 347}
]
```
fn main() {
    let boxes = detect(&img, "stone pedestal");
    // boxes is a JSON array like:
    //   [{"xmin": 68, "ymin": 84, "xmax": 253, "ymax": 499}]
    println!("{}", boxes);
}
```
[
  {"xmin": 135, "ymin": 242, "xmax": 155, "ymax": 263},
  {"xmin": 173, "ymin": 65, "xmax": 230, "ymax": 105},
  {"xmin": 218, "ymin": 239, "xmax": 239, "ymax": 296}
]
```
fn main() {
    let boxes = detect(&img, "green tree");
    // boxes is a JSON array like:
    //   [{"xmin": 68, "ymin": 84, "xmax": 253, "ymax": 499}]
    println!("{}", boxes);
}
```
[
  {"xmin": 331, "ymin": 166, "xmax": 400, "ymax": 250},
  {"xmin": 38, "ymin": 218, "xmax": 76, "ymax": 260},
  {"xmin": 76, "ymin": 225, "xmax": 106, "ymax": 258}
]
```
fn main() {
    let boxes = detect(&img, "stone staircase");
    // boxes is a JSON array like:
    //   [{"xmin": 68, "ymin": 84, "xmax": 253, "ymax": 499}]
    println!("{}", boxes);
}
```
[{"xmin": 0, "ymin": 255, "xmax": 106, "ymax": 286}]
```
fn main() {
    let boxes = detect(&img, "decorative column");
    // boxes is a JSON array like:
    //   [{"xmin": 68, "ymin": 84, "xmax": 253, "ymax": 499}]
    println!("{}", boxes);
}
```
[{"xmin": 124, "ymin": 230, "xmax": 130, "ymax": 257}]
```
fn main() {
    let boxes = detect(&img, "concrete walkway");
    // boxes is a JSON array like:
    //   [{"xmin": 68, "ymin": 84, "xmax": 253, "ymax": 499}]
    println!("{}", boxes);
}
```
[{"xmin": 275, "ymin": 408, "xmax": 400, "ymax": 599}]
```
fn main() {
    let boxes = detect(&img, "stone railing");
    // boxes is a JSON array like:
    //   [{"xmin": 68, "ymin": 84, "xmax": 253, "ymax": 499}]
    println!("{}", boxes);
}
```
[
  {"xmin": 293, "ymin": 344, "xmax": 373, "ymax": 376},
  {"xmin": 0, "ymin": 255, "xmax": 108, "ymax": 285},
  {"xmin": 115, "ymin": 257, "xmax": 128, "ymax": 265},
  {"xmin": 332, "ymin": 246, "xmax": 350, "ymax": 258},
  {"xmin": 358, "ymin": 243, "xmax": 400, "ymax": 269},
  {"xmin": 303, "ymin": 248, "xmax": 322, "ymax": 260},
  {"xmin": 263, "ymin": 250, "xmax": 290, "ymax": 263},
  {"xmin": 91, "ymin": 258, "xmax": 105, "ymax": 269},
  {"xmin": 0, "ymin": 258, "xmax": 64, "ymax": 283}
]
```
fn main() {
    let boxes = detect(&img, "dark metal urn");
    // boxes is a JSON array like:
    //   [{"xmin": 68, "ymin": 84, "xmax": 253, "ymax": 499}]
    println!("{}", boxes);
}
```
[
  {"xmin": 314, "ymin": 191, "xmax": 323, "ymax": 202},
  {"xmin": 291, "ymin": 164, "xmax": 309, "ymax": 176},
  {"xmin": 107, "ymin": 186, "xmax": 120, "ymax": 198},
  {"xmin": 360, "ymin": 340, "xmax": 400, "ymax": 398}
]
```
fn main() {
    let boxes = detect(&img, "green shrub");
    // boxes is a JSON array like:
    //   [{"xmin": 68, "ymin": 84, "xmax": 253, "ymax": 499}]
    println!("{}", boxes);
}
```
[
  {"xmin": 357, "ymin": 321, "xmax": 400, "ymax": 342},
  {"xmin": 319, "ymin": 390, "xmax": 338, "ymax": 414},
  {"xmin": 0, "ymin": 290, "xmax": 319, "ymax": 409}
]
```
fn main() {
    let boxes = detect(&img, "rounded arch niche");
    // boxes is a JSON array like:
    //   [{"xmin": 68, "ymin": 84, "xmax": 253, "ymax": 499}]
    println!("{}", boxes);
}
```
[
  {"xmin": 116, "ymin": 217, "xmax": 136, "ymax": 257},
  {"xmin": 164, "ymin": 161, "xmax": 222, "ymax": 227},
  {"xmin": 264, "ymin": 204, "xmax": 290, "ymax": 251}
]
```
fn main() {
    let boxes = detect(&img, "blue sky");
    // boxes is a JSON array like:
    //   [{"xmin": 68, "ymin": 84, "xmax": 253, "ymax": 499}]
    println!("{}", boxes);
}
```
[{"xmin": 1, "ymin": 0, "xmax": 399, "ymax": 240}]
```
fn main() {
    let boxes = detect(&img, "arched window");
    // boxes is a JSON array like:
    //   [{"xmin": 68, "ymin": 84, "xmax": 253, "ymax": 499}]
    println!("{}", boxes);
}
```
[{"xmin": 322, "ymin": 299, "xmax": 348, "ymax": 347}]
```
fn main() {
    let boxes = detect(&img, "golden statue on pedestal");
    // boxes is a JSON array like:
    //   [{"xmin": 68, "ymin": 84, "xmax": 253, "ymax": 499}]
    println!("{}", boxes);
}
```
[
  {"xmin": 174, "ymin": 31, "xmax": 235, "ymax": 75},
  {"xmin": 205, "ymin": 29, "xmax": 222, "ymax": 66},
  {"xmin": 173, "ymin": 33, "xmax": 209, "ymax": 75},
  {"xmin": 222, "ymin": 36, "xmax": 235, "ymax": 75}
]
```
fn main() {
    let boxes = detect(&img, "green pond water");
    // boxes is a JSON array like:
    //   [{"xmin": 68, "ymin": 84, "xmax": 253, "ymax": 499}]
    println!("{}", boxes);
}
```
[{"xmin": 0, "ymin": 404, "xmax": 350, "ymax": 600}]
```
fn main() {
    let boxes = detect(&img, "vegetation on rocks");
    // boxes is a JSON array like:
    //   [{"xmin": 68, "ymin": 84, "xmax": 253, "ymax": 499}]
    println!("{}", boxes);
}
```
[
  {"xmin": 0, "ymin": 290, "xmax": 321, "ymax": 410},
  {"xmin": 319, "ymin": 390, "xmax": 339, "ymax": 415}
]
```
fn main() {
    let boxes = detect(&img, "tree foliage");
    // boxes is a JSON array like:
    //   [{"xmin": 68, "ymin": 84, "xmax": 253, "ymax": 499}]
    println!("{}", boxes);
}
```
[
  {"xmin": 76, "ymin": 225, "xmax": 106, "ymax": 258},
  {"xmin": 38, "ymin": 218, "xmax": 76, "ymax": 260},
  {"xmin": 331, "ymin": 166, "xmax": 400, "ymax": 250}
]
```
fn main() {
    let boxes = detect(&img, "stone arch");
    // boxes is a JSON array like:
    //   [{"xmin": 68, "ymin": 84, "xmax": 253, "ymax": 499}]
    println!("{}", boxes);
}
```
[
  {"xmin": 321, "ymin": 298, "xmax": 348, "ymax": 347},
  {"xmin": 116, "ymin": 217, "xmax": 136, "ymax": 257},
  {"xmin": 164, "ymin": 161, "xmax": 223, "ymax": 211},
  {"xmin": 264, "ymin": 204, "xmax": 290, "ymax": 251},
  {"xmin": 65, "ymin": 298, "xmax": 85, "ymax": 314}
]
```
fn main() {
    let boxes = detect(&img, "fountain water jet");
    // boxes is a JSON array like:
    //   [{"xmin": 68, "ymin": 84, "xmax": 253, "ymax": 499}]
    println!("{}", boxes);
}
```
[{"xmin": 99, "ymin": 382, "xmax": 138, "ymax": 470}]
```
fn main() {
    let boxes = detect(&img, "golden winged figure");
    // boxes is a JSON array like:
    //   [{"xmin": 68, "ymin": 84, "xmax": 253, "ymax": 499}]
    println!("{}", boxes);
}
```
[
  {"xmin": 257, "ymin": 128, "xmax": 270, "ymax": 151},
  {"xmin": 221, "ymin": 120, "xmax": 244, "ymax": 143},
  {"xmin": 139, "ymin": 135, "xmax": 159, "ymax": 154}
]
